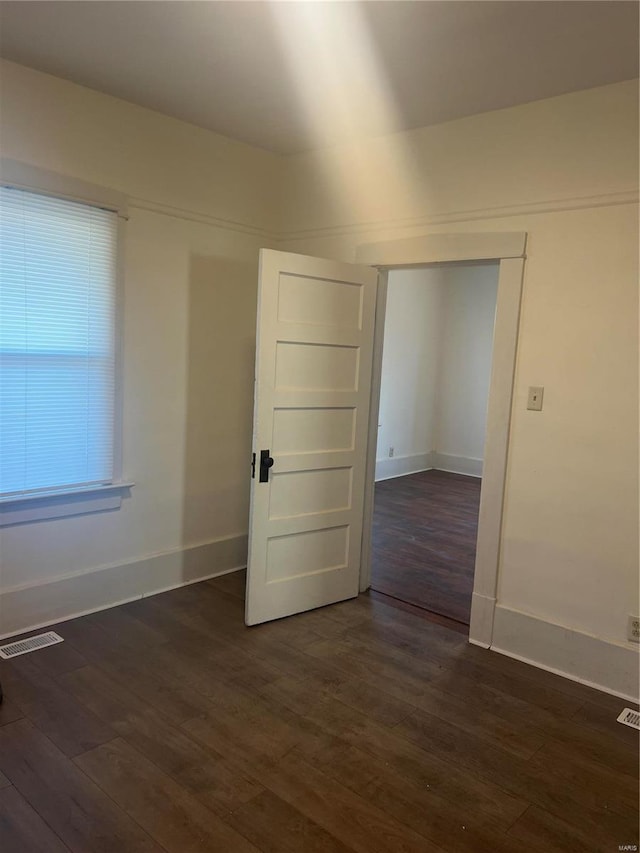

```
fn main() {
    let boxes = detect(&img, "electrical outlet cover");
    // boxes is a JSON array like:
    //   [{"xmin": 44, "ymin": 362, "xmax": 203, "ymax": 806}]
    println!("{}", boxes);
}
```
[{"xmin": 627, "ymin": 615, "xmax": 640, "ymax": 643}]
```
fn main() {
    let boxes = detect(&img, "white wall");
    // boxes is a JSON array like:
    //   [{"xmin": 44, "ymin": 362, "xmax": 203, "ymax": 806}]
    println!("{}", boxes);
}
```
[
  {"xmin": 279, "ymin": 80, "xmax": 639, "ymax": 698},
  {"xmin": 433, "ymin": 264, "xmax": 499, "ymax": 473},
  {"xmin": 376, "ymin": 263, "xmax": 498, "ymax": 480},
  {"xmin": 0, "ymin": 60, "xmax": 281, "ymax": 634},
  {"xmin": 376, "ymin": 268, "xmax": 443, "ymax": 479}
]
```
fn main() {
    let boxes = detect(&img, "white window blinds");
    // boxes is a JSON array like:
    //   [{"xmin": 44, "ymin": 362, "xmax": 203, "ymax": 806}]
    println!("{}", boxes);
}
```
[{"xmin": 0, "ymin": 186, "xmax": 118, "ymax": 498}]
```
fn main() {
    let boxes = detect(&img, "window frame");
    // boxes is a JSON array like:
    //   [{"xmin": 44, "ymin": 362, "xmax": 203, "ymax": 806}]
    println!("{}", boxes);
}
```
[{"xmin": 0, "ymin": 159, "xmax": 132, "ymax": 526}]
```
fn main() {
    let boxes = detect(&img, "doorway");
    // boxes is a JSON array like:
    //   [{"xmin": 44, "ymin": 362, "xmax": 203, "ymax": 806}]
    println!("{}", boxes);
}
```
[
  {"xmin": 357, "ymin": 232, "xmax": 526, "ymax": 648},
  {"xmin": 370, "ymin": 262, "xmax": 499, "ymax": 628},
  {"xmin": 244, "ymin": 233, "xmax": 526, "ymax": 648}
]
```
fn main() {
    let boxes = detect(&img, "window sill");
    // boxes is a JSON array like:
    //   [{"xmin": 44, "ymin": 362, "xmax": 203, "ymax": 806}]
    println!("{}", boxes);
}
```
[{"xmin": 0, "ymin": 483, "xmax": 134, "ymax": 527}]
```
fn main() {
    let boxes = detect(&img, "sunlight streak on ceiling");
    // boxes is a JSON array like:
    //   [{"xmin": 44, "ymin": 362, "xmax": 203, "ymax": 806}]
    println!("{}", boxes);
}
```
[{"xmin": 266, "ymin": 1, "xmax": 422, "ymax": 226}]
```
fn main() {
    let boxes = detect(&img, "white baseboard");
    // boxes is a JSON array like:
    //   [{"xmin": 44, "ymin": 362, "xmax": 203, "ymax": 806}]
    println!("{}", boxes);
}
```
[
  {"xmin": 0, "ymin": 534, "xmax": 248, "ymax": 639},
  {"xmin": 375, "ymin": 452, "xmax": 483, "ymax": 481},
  {"xmin": 375, "ymin": 452, "xmax": 433, "ymax": 482},
  {"xmin": 432, "ymin": 452, "xmax": 482, "ymax": 478},
  {"xmin": 491, "ymin": 604, "xmax": 640, "ymax": 702}
]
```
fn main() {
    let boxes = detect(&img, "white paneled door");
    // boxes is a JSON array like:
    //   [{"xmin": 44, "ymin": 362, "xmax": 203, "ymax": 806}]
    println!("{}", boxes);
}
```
[{"xmin": 245, "ymin": 250, "xmax": 378, "ymax": 625}]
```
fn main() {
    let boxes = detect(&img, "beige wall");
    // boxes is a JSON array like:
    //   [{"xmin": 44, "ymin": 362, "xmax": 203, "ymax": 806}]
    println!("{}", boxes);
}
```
[
  {"xmin": 1, "ymin": 61, "xmax": 638, "ymax": 697},
  {"xmin": 0, "ymin": 61, "xmax": 279, "ymax": 625},
  {"xmin": 0, "ymin": 60, "xmax": 282, "ymax": 233},
  {"xmin": 282, "ymin": 80, "xmax": 638, "ymax": 236}
]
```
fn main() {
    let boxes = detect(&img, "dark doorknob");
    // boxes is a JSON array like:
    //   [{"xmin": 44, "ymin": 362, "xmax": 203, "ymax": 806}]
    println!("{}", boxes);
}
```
[{"xmin": 259, "ymin": 449, "xmax": 274, "ymax": 482}]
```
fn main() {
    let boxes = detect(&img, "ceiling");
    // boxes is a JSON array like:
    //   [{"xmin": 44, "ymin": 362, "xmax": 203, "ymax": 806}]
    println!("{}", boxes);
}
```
[{"xmin": 0, "ymin": 1, "xmax": 638, "ymax": 155}]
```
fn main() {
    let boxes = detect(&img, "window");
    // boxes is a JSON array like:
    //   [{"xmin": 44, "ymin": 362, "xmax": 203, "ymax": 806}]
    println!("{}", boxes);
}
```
[{"xmin": 0, "ymin": 186, "xmax": 121, "ymax": 506}]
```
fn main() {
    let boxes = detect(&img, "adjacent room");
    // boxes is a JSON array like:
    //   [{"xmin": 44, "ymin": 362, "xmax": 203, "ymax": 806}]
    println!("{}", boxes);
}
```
[
  {"xmin": 372, "ymin": 262, "xmax": 498, "ymax": 626},
  {"xmin": 0, "ymin": 2, "xmax": 638, "ymax": 852}
]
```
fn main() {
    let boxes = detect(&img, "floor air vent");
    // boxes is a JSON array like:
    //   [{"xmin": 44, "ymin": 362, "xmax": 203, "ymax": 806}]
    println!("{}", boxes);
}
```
[
  {"xmin": 617, "ymin": 708, "xmax": 640, "ymax": 730},
  {"xmin": 0, "ymin": 631, "xmax": 64, "ymax": 660}
]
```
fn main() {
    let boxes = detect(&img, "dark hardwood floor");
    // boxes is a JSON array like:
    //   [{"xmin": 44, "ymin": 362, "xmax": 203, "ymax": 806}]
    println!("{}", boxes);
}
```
[
  {"xmin": 1, "ymin": 572, "xmax": 638, "ymax": 853},
  {"xmin": 372, "ymin": 469, "xmax": 481, "ymax": 625}
]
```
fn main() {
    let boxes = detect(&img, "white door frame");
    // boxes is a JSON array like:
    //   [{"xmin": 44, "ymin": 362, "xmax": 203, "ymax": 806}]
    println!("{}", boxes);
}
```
[{"xmin": 356, "ymin": 232, "xmax": 527, "ymax": 648}]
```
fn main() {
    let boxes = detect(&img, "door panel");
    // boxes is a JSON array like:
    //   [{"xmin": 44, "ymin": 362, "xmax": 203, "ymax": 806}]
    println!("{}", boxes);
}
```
[
  {"xmin": 268, "ymin": 467, "xmax": 352, "ymax": 519},
  {"xmin": 245, "ymin": 249, "xmax": 378, "ymax": 625},
  {"xmin": 272, "ymin": 407, "xmax": 355, "ymax": 454},
  {"xmin": 274, "ymin": 342, "xmax": 359, "ymax": 390},
  {"xmin": 266, "ymin": 525, "xmax": 349, "ymax": 583}
]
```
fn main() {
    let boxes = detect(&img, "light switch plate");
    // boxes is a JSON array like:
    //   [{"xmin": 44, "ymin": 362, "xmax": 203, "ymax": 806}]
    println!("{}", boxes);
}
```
[{"xmin": 527, "ymin": 386, "xmax": 544, "ymax": 411}]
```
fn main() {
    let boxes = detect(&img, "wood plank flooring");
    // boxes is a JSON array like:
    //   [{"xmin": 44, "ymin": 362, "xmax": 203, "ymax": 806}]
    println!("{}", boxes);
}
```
[
  {"xmin": 0, "ymin": 572, "xmax": 638, "ymax": 853},
  {"xmin": 372, "ymin": 469, "xmax": 481, "ymax": 624}
]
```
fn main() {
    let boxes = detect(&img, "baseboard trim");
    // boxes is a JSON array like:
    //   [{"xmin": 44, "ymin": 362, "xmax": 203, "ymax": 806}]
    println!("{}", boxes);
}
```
[
  {"xmin": 491, "ymin": 604, "xmax": 640, "ymax": 702},
  {"xmin": 432, "ymin": 452, "xmax": 482, "ymax": 478},
  {"xmin": 374, "ymin": 452, "xmax": 483, "ymax": 481},
  {"xmin": 375, "ymin": 452, "xmax": 433, "ymax": 482},
  {"xmin": 0, "ymin": 534, "xmax": 248, "ymax": 639}
]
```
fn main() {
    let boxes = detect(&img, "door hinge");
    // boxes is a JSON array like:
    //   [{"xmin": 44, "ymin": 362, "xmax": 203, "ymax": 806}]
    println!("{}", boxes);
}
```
[{"xmin": 251, "ymin": 452, "xmax": 256, "ymax": 479}]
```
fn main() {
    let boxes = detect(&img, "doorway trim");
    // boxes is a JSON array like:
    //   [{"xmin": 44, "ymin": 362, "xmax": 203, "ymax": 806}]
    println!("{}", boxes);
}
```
[{"xmin": 356, "ymin": 232, "xmax": 527, "ymax": 648}]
